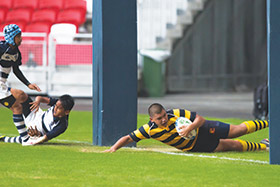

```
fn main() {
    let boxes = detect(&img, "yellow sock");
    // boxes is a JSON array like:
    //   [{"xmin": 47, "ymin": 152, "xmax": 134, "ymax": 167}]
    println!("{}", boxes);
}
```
[
  {"xmin": 237, "ymin": 140, "xmax": 267, "ymax": 151},
  {"xmin": 244, "ymin": 120, "xmax": 269, "ymax": 134}
]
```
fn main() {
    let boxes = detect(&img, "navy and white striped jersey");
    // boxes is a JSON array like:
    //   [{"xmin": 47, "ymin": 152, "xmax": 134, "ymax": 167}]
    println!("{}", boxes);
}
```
[
  {"xmin": 41, "ymin": 98, "xmax": 69, "ymax": 140},
  {"xmin": 0, "ymin": 40, "xmax": 22, "ymax": 84}
]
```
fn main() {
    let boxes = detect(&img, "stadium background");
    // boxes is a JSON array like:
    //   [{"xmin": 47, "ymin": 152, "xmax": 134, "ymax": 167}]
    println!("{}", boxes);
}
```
[
  {"xmin": 0, "ymin": 0, "xmax": 92, "ymax": 97},
  {"xmin": 0, "ymin": 0, "xmax": 266, "ymax": 100}
]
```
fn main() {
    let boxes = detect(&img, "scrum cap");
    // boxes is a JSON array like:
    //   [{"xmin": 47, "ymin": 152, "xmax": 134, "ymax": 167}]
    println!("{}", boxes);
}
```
[{"xmin": 3, "ymin": 24, "xmax": 21, "ymax": 46}]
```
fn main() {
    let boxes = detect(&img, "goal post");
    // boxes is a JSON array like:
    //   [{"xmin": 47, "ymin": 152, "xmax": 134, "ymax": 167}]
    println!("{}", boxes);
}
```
[
  {"xmin": 92, "ymin": 0, "xmax": 138, "ymax": 146},
  {"xmin": 267, "ymin": 0, "xmax": 280, "ymax": 165}
]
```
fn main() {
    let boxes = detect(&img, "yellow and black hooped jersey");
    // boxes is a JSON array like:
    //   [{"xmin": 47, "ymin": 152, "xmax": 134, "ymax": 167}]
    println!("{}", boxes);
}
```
[{"xmin": 129, "ymin": 109, "xmax": 199, "ymax": 151}]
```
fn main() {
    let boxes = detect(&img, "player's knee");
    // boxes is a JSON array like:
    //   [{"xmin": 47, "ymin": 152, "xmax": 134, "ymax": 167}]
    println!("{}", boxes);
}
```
[
  {"xmin": 238, "ymin": 123, "xmax": 247, "ymax": 134},
  {"xmin": 15, "ymin": 90, "xmax": 28, "ymax": 103}
]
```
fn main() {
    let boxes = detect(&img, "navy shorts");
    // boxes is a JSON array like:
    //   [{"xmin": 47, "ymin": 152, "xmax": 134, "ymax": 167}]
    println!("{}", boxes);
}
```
[
  {"xmin": 0, "ymin": 94, "xmax": 16, "ymax": 108},
  {"xmin": 189, "ymin": 120, "xmax": 230, "ymax": 152}
]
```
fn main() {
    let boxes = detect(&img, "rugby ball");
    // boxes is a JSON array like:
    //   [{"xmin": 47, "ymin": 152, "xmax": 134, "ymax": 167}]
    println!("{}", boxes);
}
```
[{"xmin": 175, "ymin": 117, "xmax": 197, "ymax": 140}]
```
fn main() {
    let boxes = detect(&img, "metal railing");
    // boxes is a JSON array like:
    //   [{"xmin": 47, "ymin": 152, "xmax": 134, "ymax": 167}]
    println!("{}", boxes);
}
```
[{"xmin": 0, "ymin": 32, "xmax": 92, "ymax": 97}]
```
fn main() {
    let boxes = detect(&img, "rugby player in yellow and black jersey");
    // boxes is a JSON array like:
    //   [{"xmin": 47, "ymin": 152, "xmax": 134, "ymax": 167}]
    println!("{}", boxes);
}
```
[{"xmin": 104, "ymin": 103, "xmax": 269, "ymax": 153}]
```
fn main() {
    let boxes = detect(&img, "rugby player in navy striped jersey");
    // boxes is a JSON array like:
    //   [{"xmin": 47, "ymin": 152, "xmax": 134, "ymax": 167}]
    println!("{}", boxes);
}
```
[
  {"xmin": 0, "ymin": 94, "xmax": 74, "ymax": 146},
  {"xmin": 0, "ymin": 24, "xmax": 41, "ymax": 144},
  {"xmin": 104, "ymin": 103, "xmax": 269, "ymax": 153}
]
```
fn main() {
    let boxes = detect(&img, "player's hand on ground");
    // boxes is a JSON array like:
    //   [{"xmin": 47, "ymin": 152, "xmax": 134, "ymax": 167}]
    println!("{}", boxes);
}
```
[
  {"xmin": 28, "ymin": 126, "xmax": 41, "ymax": 136},
  {"xmin": 28, "ymin": 83, "xmax": 41, "ymax": 92},
  {"xmin": 30, "ymin": 100, "xmax": 40, "ymax": 112},
  {"xmin": 103, "ymin": 148, "xmax": 116, "ymax": 153}
]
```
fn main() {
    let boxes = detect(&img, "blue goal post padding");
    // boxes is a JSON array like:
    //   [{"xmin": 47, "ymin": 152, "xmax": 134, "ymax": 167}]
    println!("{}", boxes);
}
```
[
  {"xmin": 92, "ymin": 0, "xmax": 137, "ymax": 146},
  {"xmin": 267, "ymin": 0, "xmax": 280, "ymax": 165}
]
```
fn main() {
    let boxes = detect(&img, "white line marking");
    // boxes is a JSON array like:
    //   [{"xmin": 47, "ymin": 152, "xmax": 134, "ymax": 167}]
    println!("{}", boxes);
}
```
[
  {"xmin": 154, "ymin": 151, "xmax": 269, "ymax": 164},
  {"xmin": 0, "ymin": 135, "xmax": 269, "ymax": 164}
]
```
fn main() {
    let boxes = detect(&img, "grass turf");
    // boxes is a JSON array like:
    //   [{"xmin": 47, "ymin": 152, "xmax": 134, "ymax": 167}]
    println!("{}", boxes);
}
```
[{"xmin": 0, "ymin": 108, "xmax": 279, "ymax": 186}]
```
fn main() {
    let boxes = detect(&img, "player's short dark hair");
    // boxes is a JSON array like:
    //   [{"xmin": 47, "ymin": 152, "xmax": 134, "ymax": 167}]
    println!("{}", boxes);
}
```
[
  {"xmin": 59, "ymin": 94, "xmax": 74, "ymax": 111},
  {"xmin": 148, "ymin": 103, "xmax": 165, "ymax": 117}
]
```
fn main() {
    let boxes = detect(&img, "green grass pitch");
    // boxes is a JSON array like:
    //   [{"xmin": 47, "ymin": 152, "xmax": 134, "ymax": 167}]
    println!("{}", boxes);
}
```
[{"xmin": 0, "ymin": 108, "xmax": 280, "ymax": 186}]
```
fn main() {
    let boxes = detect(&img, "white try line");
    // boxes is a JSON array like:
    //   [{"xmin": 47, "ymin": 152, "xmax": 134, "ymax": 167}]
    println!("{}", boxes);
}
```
[
  {"xmin": 0, "ymin": 135, "xmax": 269, "ymax": 164},
  {"xmin": 153, "ymin": 150, "xmax": 269, "ymax": 164}
]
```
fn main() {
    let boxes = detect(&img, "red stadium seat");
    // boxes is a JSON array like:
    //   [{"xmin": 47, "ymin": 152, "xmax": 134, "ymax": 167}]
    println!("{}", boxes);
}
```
[
  {"xmin": 31, "ymin": 9, "xmax": 57, "ymax": 25},
  {"xmin": 56, "ymin": 9, "xmax": 84, "ymax": 28},
  {"xmin": 63, "ymin": 0, "xmax": 87, "ymax": 23},
  {"xmin": 38, "ymin": 0, "xmax": 64, "ymax": 13},
  {"xmin": 25, "ymin": 22, "xmax": 51, "ymax": 33},
  {"xmin": 25, "ymin": 22, "xmax": 50, "ymax": 40},
  {"xmin": 0, "ymin": 10, "xmax": 5, "ymax": 23},
  {"xmin": 5, "ymin": 9, "xmax": 31, "ymax": 26},
  {"xmin": 0, "ymin": 0, "xmax": 12, "ymax": 14},
  {"xmin": 12, "ymin": 0, "xmax": 38, "ymax": 13}
]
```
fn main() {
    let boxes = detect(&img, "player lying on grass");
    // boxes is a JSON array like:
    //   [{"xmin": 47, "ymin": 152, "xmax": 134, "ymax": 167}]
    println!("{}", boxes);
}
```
[
  {"xmin": 104, "ymin": 103, "xmax": 269, "ymax": 153},
  {"xmin": 0, "ymin": 24, "xmax": 41, "ymax": 144},
  {"xmin": 0, "ymin": 94, "xmax": 74, "ymax": 146}
]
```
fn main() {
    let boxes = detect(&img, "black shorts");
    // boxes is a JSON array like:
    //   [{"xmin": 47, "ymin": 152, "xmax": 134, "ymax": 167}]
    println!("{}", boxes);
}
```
[
  {"xmin": 189, "ymin": 120, "xmax": 230, "ymax": 152},
  {"xmin": 0, "ymin": 94, "xmax": 16, "ymax": 108}
]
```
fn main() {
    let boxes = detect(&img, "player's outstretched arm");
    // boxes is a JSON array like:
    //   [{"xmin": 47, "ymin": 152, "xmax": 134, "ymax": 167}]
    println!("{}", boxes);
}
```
[
  {"xmin": 13, "ymin": 65, "xmax": 41, "ymax": 92},
  {"xmin": 103, "ymin": 135, "xmax": 134, "ymax": 153}
]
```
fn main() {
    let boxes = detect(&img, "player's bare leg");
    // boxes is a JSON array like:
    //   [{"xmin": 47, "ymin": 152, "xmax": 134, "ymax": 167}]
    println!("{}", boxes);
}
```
[
  {"xmin": 227, "ymin": 124, "xmax": 247, "ymax": 138},
  {"xmin": 215, "ymin": 139, "xmax": 267, "ymax": 152},
  {"xmin": 10, "ymin": 88, "xmax": 28, "ymax": 105},
  {"xmin": 227, "ymin": 120, "xmax": 269, "ymax": 139},
  {"xmin": 214, "ymin": 139, "xmax": 243, "ymax": 152}
]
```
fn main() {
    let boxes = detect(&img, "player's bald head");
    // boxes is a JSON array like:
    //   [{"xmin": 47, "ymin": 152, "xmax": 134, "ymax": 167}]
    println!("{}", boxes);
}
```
[{"xmin": 148, "ymin": 103, "xmax": 165, "ymax": 117}]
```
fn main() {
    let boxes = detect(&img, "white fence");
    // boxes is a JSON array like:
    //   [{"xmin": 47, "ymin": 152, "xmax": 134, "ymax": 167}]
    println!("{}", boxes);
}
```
[{"xmin": 0, "ymin": 32, "xmax": 92, "ymax": 97}]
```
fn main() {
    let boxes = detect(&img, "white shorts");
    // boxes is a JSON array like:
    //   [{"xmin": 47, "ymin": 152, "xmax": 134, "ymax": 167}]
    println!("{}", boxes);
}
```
[
  {"xmin": 0, "ymin": 82, "xmax": 12, "ymax": 100},
  {"xmin": 24, "ymin": 108, "xmax": 46, "ymax": 135}
]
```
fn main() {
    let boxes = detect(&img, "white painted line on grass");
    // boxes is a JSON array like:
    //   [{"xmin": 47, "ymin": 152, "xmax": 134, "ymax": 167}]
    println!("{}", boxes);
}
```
[
  {"xmin": 0, "ymin": 135, "xmax": 269, "ymax": 164},
  {"xmin": 154, "ymin": 151, "xmax": 269, "ymax": 164},
  {"xmin": 47, "ymin": 139, "xmax": 271, "ymax": 164}
]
